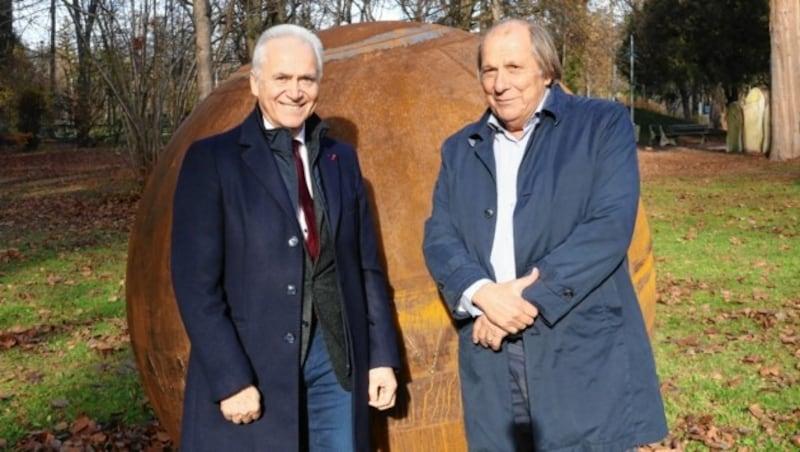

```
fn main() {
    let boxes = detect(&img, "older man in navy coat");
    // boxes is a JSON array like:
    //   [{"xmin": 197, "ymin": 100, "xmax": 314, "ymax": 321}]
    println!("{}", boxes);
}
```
[
  {"xmin": 171, "ymin": 24, "xmax": 400, "ymax": 451},
  {"xmin": 423, "ymin": 19, "xmax": 668, "ymax": 451}
]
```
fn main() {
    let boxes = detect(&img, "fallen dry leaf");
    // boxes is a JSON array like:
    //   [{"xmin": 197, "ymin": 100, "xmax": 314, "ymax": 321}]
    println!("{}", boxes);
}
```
[
  {"xmin": 752, "ymin": 288, "xmax": 770, "ymax": 301},
  {"xmin": 741, "ymin": 355, "xmax": 764, "ymax": 364},
  {"xmin": 748, "ymin": 404, "xmax": 765, "ymax": 420},
  {"xmin": 70, "ymin": 415, "xmax": 95, "ymax": 435},
  {"xmin": 757, "ymin": 366, "xmax": 781, "ymax": 377}
]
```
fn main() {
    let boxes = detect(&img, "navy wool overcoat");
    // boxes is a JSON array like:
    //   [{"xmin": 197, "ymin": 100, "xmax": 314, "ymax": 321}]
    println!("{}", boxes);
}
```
[{"xmin": 171, "ymin": 107, "xmax": 400, "ymax": 451}]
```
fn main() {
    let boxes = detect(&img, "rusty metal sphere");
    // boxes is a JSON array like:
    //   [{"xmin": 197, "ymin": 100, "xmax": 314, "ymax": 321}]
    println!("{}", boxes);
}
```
[{"xmin": 126, "ymin": 21, "xmax": 657, "ymax": 450}]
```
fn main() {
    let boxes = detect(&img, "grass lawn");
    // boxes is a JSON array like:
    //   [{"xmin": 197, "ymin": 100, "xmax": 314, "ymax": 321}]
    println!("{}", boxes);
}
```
[
  {"xmin": 1, "ymin": 144, "xmax": 799, "ymax": 450},
  {"xmin": 640, "ymin": 148, "xmax": 800, "ymax": 450},
  {"xmin": 0, "ymin": 149, "xmax": 168, "ymax": 449}
]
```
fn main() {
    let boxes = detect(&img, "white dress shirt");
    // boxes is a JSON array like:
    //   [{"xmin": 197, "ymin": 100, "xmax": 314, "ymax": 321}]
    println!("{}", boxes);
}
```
[{"xmin": 458, "ymin": 90, "xmax": 550, "ymax": 316}]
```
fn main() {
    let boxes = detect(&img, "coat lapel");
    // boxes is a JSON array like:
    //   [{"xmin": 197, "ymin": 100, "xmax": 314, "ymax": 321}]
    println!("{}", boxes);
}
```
[
  {"xmin": 467, "ymin": 116, "xmax": 498, "ymax": 267},
  {"xmin": 318, "ymin": 143, "xmax": 342, "ymax": 240},
  {"xmin": 470, "ymin": 114, "xmax": 496, "ymax": 183},
  {"xmin": 238, "ymin": 109, "xmax": 296, "ymax": 220}
]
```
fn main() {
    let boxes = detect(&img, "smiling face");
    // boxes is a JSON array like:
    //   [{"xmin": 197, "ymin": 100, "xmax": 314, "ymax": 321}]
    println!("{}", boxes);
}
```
[
  {"xmin": 249, "ymin": 36, "xmax": 320, "ymax": 133},
  {"xmin": 479, "ymin": 22, "xmax": 552, "ymax": 137}
]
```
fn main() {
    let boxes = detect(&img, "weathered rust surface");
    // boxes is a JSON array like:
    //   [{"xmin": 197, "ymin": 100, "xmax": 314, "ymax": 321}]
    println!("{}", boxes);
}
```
[{"xmin": 126, "ymin": 21, "xmax": 657, "ymax": 451}]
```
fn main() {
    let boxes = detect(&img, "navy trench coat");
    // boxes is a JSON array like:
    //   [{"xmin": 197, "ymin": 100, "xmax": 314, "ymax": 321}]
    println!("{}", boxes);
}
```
[
  {"xmin": 423, "ymin": 84, "xmax": 668, "ymax": 451},
  {"xmin": 171, "ymin": 108, "xmax": 400, "ymax": 451}
]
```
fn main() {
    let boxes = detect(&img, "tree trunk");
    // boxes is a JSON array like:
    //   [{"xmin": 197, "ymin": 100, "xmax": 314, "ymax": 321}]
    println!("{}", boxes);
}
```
[
  {"xmin": 193, "ymin": 0, "xmax": 213, "ymax": 102},
  {"xmin": 769, "ymin": 0, "xmax": 800, "ymax": 161},
  {"xmin": 678, "ymin": 84, "xmax": 691, "ymax": 120},
  {"xmin": 0, "ymin": 0, "xmax": 13, "ymax": 59},
  {"xmin": 50, "ymin": 0, "xmax": 57, "ymax": 96},
  {"xmin": 245, "ymin": 0, "xmax": 259, "ymax": 58},
  {"xmin": 65, "ymin": 0, "xmax": 100, "ymax": 147},
  {"xmin": 334, "ymin": 0, "xmax": 353, "ymax": 25},
  {"xmin": 442, "ymin": 0, "xmax": 474, "ymax": 30},
  {"xmin": 491, "ymin": 0, "xmax": 503, "ymax": 22}
]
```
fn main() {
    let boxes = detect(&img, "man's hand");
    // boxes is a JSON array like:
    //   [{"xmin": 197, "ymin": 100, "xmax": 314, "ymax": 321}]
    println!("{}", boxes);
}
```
[
  {"xmin": 472, "ymin": 314, "xmax": 508, "ymax": 351},
  {"xmin": 472, "ymin": 268, "xmax": 540, "ymax": 334},
  {"xmin": 368, "ymin": 367, "xmax": 397, "ymax": 410},
  {"xmin": 220, "ymin": 385, "xmax": 261, "ymax": 424}
]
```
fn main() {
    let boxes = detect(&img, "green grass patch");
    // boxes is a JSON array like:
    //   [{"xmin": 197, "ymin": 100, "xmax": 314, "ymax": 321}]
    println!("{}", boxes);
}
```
[
  {"xmin": 0, "ymin": 236, "xmax": 153, "ymax": 445},
  {"xmin": 644, "ymin": 158, "xmax": 800, "ymax": 449},
  {"xmin": 0, "ymin": 149, "xmax": 149, "ymax": 447},
  {"xmin": 0, "ymin": 322, "xmax": 149, "ymax": 442},
  {"xmin": 0, "ymin": 238, "xmax": 128, "ymax": 330}
]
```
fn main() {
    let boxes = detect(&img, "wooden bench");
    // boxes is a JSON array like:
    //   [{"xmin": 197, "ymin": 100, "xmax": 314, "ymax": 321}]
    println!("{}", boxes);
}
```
[
  {"xmin": 662, "ymin": 123, "xmax": 711, "ymax": 144},
  {"xmin": 649, "ymin": 124, "xmax": 675, "ymax": 147}
]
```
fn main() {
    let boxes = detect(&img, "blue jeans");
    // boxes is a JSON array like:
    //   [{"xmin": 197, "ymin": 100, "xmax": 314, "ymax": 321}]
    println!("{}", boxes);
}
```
[{"xmin": 302, "ymin": 325, "xmax": 353, "ymax": 452}]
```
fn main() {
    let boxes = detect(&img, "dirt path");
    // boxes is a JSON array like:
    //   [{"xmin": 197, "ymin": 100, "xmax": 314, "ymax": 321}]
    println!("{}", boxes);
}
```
[{"xmin": 638, "ymin": 146, "xmax": 796, "ymax": 181}]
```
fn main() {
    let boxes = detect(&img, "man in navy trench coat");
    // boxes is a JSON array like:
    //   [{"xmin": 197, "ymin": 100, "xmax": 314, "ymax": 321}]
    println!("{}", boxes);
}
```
[
  {"xmin": 171, "ymin": 24, "xmax": 400, "ymax": 451},
  {"xmin": 423, "ymin": 19, "xmax": 668, "ymax": 451}
]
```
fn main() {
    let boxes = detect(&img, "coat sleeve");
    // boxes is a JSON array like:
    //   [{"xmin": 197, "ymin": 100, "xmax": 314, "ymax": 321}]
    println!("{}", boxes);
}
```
[
  {"xmin": 171, "ymin": 141, "xmax": 255, "ymax": 402},
  {"xmin": 351, "ymin": 154, "xmax": 401, "ymax": 370},
  {"xmin": 522, "ymin": 104, "xmax": 640, "ymax": 326},
  {"xmin": 422, "ymin": 142, "xmax": 492, "ymax": 319}
]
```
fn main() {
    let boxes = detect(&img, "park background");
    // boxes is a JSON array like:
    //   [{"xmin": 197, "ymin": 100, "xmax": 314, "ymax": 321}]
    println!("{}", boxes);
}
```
[{"xmin": 1, "ymin": 0, "xmax": 799, "ymax": 450}]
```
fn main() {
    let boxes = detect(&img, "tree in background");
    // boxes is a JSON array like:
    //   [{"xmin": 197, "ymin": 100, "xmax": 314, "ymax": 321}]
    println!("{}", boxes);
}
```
[
  {"xmin": 622, "ymin": 0, "xmax": 698, "ymax": 118},
  {"xmin": 580, "ymin": 6, "xmax": 621, "ymax": 98},
  {"xmin": 769, "ymin": 0, "xmax": 800, "ymax": 161},
  {"xmin": 241, "ymin": 0, "xmax": 288, "ymax": 61},
  {"xmin": 394, "ymin": 0, "xmax": 440, "ymax": 23},
  {"xmin": 52, "ymin": 17, "xmax": 105, "ymax": 143},
  {"xmin": 93, "ymin": 0, "xmax": 197, "ymax": 181},
  {"xmin": 686, "ymin": 0, "xmax": 770, "ymax": 103},
  {"xmin": 63, "ymin": 0, "xmax": 100, "ymax": 148},
  {"xmin": 0, "ymin": 0, "xmax": 14, "ymax": 135},
  {"xmin": 392, "ymin": 0, "xmax": 500, "ymax": 31},
  {"xmin": 193, "ymin": 0, "xmax": 213, "ymax": 102},
  {"xmin": 17, "ymin": 88, "xmax": 45, "ymax": 149},
  {"xmin": 0, "ymin": 0, "xmax": 50, "ymax": 148},
  {"xmin": 624, "ymin": 0, "xmax": 770, "ymax": 119},
  {"xmin": 0, "ymin": 0, "xmax": 13, "ymax": 59},
  {"xmin": 7, "ymin": 0, "xmax": 793, "ymax": 176}
]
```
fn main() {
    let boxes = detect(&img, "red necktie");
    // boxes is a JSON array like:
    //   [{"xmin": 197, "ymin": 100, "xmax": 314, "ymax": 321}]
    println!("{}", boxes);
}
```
[{"xmin": 292, "ymin": 140, "xmax": 319, "ymax": 262}]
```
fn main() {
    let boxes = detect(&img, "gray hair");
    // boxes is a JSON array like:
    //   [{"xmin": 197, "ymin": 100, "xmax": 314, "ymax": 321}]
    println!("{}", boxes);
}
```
[
  {"xmin": 251, "ymin": 24, "xmax": 324, "ymax": 80},
  {"xmin": 477, "ymin": 18, "xmax": 562, "ymax": 82}
]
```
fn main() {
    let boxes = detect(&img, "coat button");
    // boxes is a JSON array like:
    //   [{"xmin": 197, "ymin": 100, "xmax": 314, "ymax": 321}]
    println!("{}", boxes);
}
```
[
  {"xmin": 483, "ymin": 208, "xmax": 494, "ymax": 218},
  {"xmin": 283, "ymin": 333, "xmax": 296, "ymax": 344},
  {"xmin": 287, "ymin": 284, "xmax": 297, "ymax": 295},
  {"xmin": 288, "ymin": 236, "xmax": 299, "ymax": 247},
  {"xmin": 562, "ymin": 288, "xmax": 574, "ymax": 298}
]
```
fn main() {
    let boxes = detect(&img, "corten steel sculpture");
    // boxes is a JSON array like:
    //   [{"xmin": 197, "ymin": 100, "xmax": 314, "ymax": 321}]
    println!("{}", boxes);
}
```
[{"xmin": 126, "ymin": 21, "xmax": 658, "ymax": 450}]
